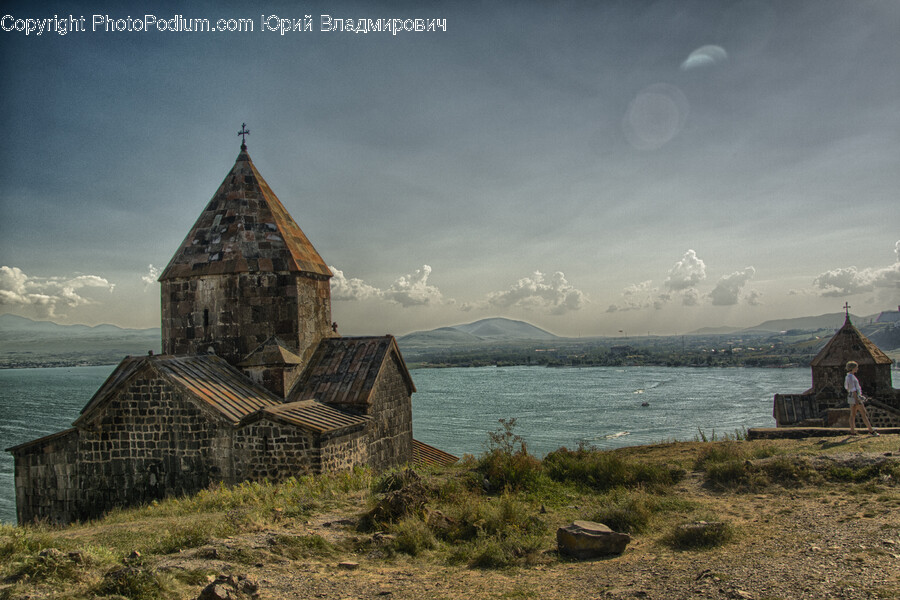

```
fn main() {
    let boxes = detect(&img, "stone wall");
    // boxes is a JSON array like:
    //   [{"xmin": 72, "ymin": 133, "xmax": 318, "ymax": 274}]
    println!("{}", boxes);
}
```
[
  {"xmin": 161, "ymin": 272, "xmax": 332, "ymax": 367},
  {"xmin": 319, "ymin": 427, "xmax": 371, "ymax": 473},
  {"xmin": 365, "ymin": 354, "xmax": 413, "ymax": 470},
  {"xmin": 11, "ymin": 429, "xmax": 80, "ymax": 525},
  {"xmin": 233, "ymin": 419, "xmax": 315, "ymax": 480},
  {"xmin": 74, "ymin": 375, "xmax": 233, "ymax": 521}
]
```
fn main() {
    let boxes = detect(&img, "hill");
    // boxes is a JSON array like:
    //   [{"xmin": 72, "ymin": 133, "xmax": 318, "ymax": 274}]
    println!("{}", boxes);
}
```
[
  {"xmin": 0, "ymin": 314, "xmax": 160, "ymax": 368},
  {"xmin": 399, "ymin": 317, "xmax": 557, "ymax": 347}
]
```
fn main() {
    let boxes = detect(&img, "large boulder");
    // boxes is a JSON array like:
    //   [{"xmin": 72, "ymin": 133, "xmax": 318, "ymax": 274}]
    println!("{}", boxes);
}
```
[{"xmin": 557, "ymin": 520, "xmax": 631, "ymax": 559}]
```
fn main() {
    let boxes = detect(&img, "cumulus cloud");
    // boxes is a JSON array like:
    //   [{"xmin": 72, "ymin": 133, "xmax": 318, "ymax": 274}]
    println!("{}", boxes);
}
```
[
  {"xmin": 141, "ymin": 264, "xmax": 160, "ymax": 286},
  {"xmin": 329, "ymin": 264, "xmax": 443, "ymax": 307},
  {"xmin": 329, "ymin": 266, "xmax": 382, "ymax": 301},
  {"xmin": 812, "ymin": 263, "xmax": 900, "ymax": 297},
  {"xmin": 480, "ymin": 271, "xmax": 586, "ymax": 315},
  {"xmin": 812, "ymin": 243, "xmax": 900, "ymax": 298},
  {"xmin": 0, "ymin": 266, "xmax": 115, "ymax": 318},
  {"xmin": 607, "ymin": 280, "xmax": 663, "ymax": 312},
  {"xmin": 384, "ymin": 265, "xmax": 443, "ymax": 307},
  {"xmin": 665, "ymin": 249, "xmax": 706, "ymax": 291},
  {"xmin": 460, "ymin": 270, "xmax": 587, "ymax": 314},
  {"xmin": 709, "ymin": 267, "xmax": 756, "ymax": 306}
]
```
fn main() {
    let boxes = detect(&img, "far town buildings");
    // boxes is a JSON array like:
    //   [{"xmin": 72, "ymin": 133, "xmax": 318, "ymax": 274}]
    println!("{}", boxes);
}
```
[{"xmin": 8, "ymin": 135, "xmax": 454, "ymax": 525}]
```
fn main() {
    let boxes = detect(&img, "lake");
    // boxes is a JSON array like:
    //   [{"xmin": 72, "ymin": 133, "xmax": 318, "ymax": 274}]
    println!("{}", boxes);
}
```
[{"xmin": 0, "ymin": 364, "xmax": 810, "ymax": 524}]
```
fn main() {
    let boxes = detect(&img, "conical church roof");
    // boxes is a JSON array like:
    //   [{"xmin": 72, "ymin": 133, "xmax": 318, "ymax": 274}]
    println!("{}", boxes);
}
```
[
  {"xmin": 159, "ymin": 144, "xmax": 331, "ymax": 280},
  {"xmin": 809, "ymin": 315, "xmax": 892, "ymax": 367}
]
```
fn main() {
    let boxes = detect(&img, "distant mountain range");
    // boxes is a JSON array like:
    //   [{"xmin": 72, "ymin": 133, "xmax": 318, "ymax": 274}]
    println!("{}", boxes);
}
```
[
  {"xmin": 2, "ymin": 310, "xmax": 896, "ymax": 368},
  {"xmin": 0, "ymin": 314, "xmax": 160, "ymax": 368},
  {"xmin": 690, "ymin": 312, "xmax": 876, "ymax": 335},
  {"xmin": 398, "ymin": 318, "xmax": 558, "ymax": 347}
]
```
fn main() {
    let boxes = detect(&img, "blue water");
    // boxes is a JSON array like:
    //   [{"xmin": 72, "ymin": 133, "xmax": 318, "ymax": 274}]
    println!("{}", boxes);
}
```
[{"xmin": 0, "ymin": 364, "xmax": 809, "ymax": 524}]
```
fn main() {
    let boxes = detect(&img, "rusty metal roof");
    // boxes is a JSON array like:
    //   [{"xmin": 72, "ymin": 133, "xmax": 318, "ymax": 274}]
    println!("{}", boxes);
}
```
[
  {"xmin": 810, "ymin": 316, "xmax": 893, "ymax": 367},
  {"xmin": 74, "ymin": 354, "xmax": 283, "ymax": 428},
  {"xmin": 238, "ymin": 336, "xmax": 303, "ymax": 367},
  {"xmin": 249, "ymin": 399, "xmax": 370, "ymax": 434},
  {"xmin": 159, "ymin": 146, "xmax": 332, "ymax": 280},
  {"xmin": 412, "ymin": 439, "xmax": 458, "ymax": 467},
  {"xmin": 288, "ymin": 336, "xmax": 416, "ymax": 409}
]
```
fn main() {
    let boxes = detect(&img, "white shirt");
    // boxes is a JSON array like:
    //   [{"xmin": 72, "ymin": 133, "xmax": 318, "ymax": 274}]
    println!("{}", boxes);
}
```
[{"xmin": 844, "ymin": 372, "xmax": 862, "ymax": 395}]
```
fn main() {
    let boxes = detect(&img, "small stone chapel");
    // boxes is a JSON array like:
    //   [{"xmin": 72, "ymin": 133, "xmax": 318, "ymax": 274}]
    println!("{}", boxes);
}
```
[
  {"xmin": 773, "ymin": 310, "xmax": 900, "ymax": 428},
  {"xmin": 9, "ymin": 132, "xmax": 454, "ymax": 525}
]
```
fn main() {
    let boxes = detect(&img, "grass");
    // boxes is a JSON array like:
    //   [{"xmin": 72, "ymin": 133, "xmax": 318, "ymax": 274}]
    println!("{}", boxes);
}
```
[{"xmin": 1, "ymin": 431, "xmax": 897, "ymax": 597}]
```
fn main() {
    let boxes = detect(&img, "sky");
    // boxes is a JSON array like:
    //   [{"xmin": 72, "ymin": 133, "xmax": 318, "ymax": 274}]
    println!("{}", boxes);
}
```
[{"xmin": 1, "ymin": 0, "xmax": 898, "ymax": 338}]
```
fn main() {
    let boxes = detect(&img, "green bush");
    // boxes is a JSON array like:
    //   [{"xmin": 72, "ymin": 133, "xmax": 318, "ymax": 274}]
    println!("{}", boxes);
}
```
[
  {"xmin": 665, "ymin": 521, "xmax": 736, "ymax": 550},
  {"xmin": 543, "ymin": 446, "xmax": 683, "ymax": 492},
  {"xmin": 391, "ymin": 516, "xmax": 436, "ymax": 556},
  {"xmin": 477, "ymin": 419, "xmax": 545, "ymax": 493},
  {"xmin": 590, "ymin": 491, "xmax": 653, "ymax": 533},
  {"xmin": 694, "ymin": 442, "xmax": 745, "ymax": 470},
  {"xmin": 703, "ymin": 459, "xmax": 754, "ymax": 489},
  {"xmin": 90, "ymin": 565, "xmax": 177, "ymax": 600}
]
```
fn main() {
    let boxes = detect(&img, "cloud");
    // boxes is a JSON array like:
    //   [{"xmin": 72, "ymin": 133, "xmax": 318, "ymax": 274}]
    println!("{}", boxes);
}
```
[
  {"xmin": 709, "ymin": 267, "xmax": 757, "ymax": 306},
  {"xmin": 680, "ymin": 45, "xmax": 728, "ymax": 71},
  {"xmin": 329, "ymin": 264, "xmax": 443, "ymax": 307},
  {"xmin": 895, "ymin": 240, "xmax": 900, "ymax": 263},
  {"xmin": 812, "ymin": 263, "xmax": 900, "ymax": 297},
  {"xmin": 607, "ymin": 280, "xmax": 662, "ymax": 312},
  {"xmin": 665, "ymin": 249, "xmax": 706, "ymax": 291},
  {"xmin": 481, "ymin": 271, "xmax": 587, "ymax": 315},
  {"xmin": 384, "ymin": 265, "xmax": 443, "ymax": 307},
  {"xmin": 682, "ymin": 288, "xmax": 701, "ymax": 306},
  {"xmin": 141, "ymin": 264, "xmax": 160, "ymax": 286},
  {"xmin": 329, "ymin": 266, "xmax": 382, "ymax": 301},
  {"xmin": 0, "ymin": 266, "xmax": 115, "ymax": 318}
]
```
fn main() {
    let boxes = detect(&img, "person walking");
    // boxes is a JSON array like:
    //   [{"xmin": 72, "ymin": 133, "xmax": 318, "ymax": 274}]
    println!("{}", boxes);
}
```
[{"xmin": 844, "ymin": 361, "xmax": 878, "ymax": 436}]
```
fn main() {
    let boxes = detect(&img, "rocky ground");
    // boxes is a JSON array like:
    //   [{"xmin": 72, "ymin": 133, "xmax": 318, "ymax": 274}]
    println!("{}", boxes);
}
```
[{"xmin": 152, "ymin": 449, "xmax": 900, "ymax": 600}]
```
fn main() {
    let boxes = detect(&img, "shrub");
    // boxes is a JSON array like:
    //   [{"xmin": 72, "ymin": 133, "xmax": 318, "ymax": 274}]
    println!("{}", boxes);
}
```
[
  {"xmin": 3, "ymin": 548, "xmax": 86, "ymax": 585},
  {"xmin": 665, "ymin": 520, "xmax": 736, "ymax": 550},
  {"xmin": 703, "ymin": 459, "xmax": 754, "ymax": 489},
  {"xmin": 760, "ymin": 456, "xmax": 821, "ymax": 487},
  {"xmin": 477, "ymin": 418, "xmax": 545, "ymax": 493},
  {"xmin": 590, "ymin": 491, "xmax": 653, "ymax": 534},
  {"xmin": 91, "ymin": 565, "xmax": 177, "ymax": 600},
  {"xmin": 543, "ymin": 446, "xmax": 683, "ymax": 492},
  {"xmin": 694, "ymin": 442, "xmax": 745, "ymax": 470},
  {"xmin": 391, "ymin": 516, "xmax": 436, "ymax": 556}
]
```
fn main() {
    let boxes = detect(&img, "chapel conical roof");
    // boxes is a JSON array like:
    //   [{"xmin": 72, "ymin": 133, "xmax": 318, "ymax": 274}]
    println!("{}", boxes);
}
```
[
  {"xmin": 159, "ymin": 144, "xmax": 331, "ymax": 280},
  {"xmin": 809, "ymin": 315, "xmax": 892, "ymax": 367}
]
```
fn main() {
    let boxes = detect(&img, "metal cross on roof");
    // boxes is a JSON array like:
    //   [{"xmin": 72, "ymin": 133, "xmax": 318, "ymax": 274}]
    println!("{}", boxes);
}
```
[
  {"xmin": 844, "ymin": 301, "xmax": 851, "ymax": 317},
  {"xmin": 238, "ymin": 123, "xmax": 250, "ymax": 148}
]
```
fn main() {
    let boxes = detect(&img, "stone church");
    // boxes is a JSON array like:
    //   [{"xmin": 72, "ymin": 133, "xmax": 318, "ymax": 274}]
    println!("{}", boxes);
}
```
[
  {"xmin": 773, "ymin": 313, "xmax": 900, "ymax": 428},
  {"xmin": 9, "ymin": 137, "xmax": 454, "ymax": 525}
]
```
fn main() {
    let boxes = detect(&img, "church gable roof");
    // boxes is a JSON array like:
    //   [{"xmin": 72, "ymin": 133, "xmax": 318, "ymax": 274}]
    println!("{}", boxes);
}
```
[
  {"xmin": 810, "ymin": 316, "xmax": 892, "ymax": 367},
  {"xmin": 74, "ymin": 354, "xmax": 283, "ymax": 428},
  {"xmin": 244, "ymin": 399, "xmax": 370, "ymax": 434},
  {"xmin": 159, "ymin": 146, "xmax": 331, "ymax": 281},
  {"xmin": 288, "ymin": 336, "xmax": 416, "ymax": 407}
]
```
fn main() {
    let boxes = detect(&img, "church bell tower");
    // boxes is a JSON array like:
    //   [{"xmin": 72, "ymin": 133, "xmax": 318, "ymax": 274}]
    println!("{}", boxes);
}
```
[{"xmin": 158, "ymin": 127, "xmax": 333, "ymax": 367}]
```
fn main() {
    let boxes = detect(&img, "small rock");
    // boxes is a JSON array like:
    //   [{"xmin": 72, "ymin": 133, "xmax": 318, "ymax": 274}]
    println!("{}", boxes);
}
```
[
  {"xmin": 557, "ymin": 520, "xmax": 631, "ymax": 559},
  {"xmin": 338, "ymin": 561, "xmax": 359, "ymax": 570},
  {"xmin": 197, "ymin": 574, "xmax": 259, "ymax": 600}
]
